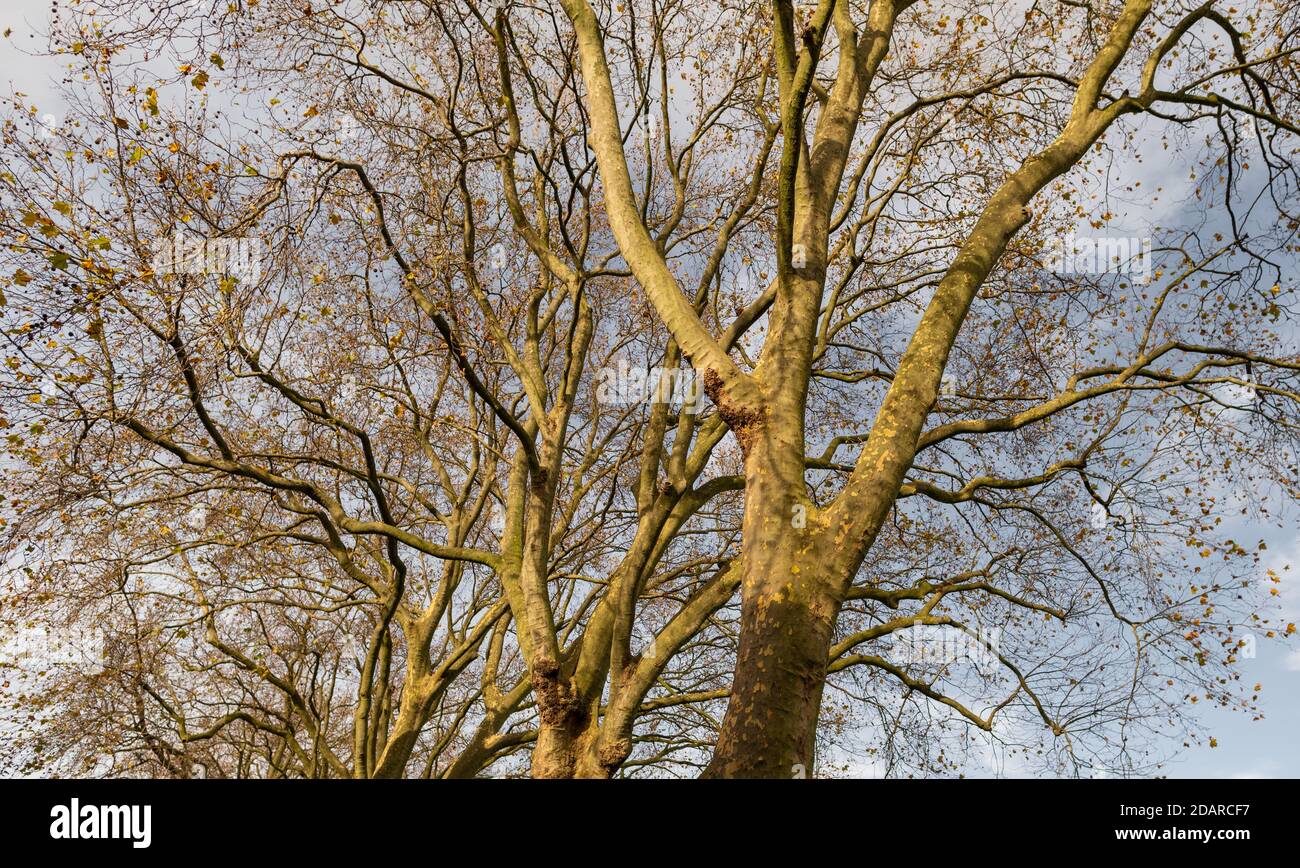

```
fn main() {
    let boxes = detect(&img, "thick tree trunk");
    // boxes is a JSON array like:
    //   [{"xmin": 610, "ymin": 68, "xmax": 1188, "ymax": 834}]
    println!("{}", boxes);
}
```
[
  {"xmin": 531, "ymin": 680, "xmax": 581, "ymax": 778},
  {"xmin": 701, "ymin": 548, "xmax": 839, "ymax": 778},
  {"xmin": 702, "ymin": 424, "xmax": 843, "ymax": 778},
  {"xmin": 530, "ymin": 666, "xmax": 599, "ymax": 778}
]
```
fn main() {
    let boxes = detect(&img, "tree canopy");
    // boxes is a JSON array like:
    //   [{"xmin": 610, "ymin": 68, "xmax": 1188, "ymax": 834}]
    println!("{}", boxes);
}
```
[{"xmin": 1, "ymin": 0, "xmax": 1298, "ymax": 778}]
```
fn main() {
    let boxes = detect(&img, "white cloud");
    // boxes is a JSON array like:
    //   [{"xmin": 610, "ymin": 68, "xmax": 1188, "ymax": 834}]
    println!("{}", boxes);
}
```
[{"xmin": 1284, "ymin": 649, "xmax": 1300, "ymax": 673}]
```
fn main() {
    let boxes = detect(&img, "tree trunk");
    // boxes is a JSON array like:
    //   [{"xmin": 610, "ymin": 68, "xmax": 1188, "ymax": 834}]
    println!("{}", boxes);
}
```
[
  {"xmin": 702, "ymin": 551, "xmax": 839, "ymax": 778},
  {"xmin": 370, "ymin": 674, "xmax": 436, "ymax": 778},
  {"xmin": 370, "ymin": 720, "xmax": 421, "ymax": 779},
  {"xmin": 530, "ymin": 665, "xmax": 599, "ymax": 778},
  {"xmin": 702, "ymin": 427, "xmax": 842, "ymax": 778}
]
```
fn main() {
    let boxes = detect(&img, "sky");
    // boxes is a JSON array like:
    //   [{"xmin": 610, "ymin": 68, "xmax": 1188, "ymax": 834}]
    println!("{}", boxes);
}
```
[{"xmin": 0, "ymin": 0, "xmax": 1295, "ymax": 779}]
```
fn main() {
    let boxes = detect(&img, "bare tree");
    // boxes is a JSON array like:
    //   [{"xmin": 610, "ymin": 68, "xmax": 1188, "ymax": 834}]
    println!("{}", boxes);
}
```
[{"xmin": 2, "ymin": 0, "xmax": 1297, "ymax": 778}]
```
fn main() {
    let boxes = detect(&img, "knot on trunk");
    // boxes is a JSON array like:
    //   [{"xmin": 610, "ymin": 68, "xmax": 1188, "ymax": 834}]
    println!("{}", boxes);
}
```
[
  {"xmin": 531, "ymin": 663, "xmax": 581, "ymax": 728},
  {"xmin": 597, "ymin": 736, "xmax": 632, "ymax": 772},
  {"xmin": 702, "ymin": 368, "xmax": 763, "ymax": 456}
]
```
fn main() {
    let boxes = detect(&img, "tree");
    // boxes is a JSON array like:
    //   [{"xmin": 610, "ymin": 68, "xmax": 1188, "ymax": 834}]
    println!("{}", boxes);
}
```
[{"xmin": 1, "ymin": 0, "xmax": 1297, "ymax": 779}]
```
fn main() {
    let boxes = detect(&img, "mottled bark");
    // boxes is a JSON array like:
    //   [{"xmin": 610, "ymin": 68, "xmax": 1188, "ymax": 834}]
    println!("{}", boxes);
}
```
[
  {"xmin": 702, "ymin": 422, "xmax": 843, "ymax": 778},
  {"xmin": 703, "ymin": 573, "xmax": 839, "ymax": 778}
]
